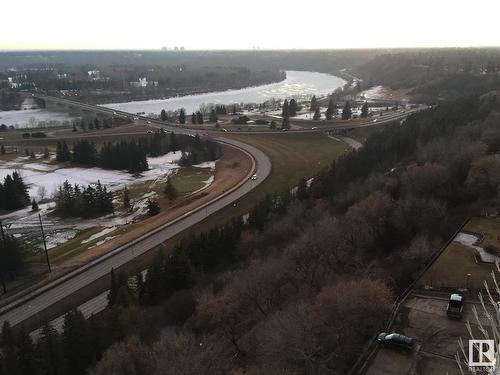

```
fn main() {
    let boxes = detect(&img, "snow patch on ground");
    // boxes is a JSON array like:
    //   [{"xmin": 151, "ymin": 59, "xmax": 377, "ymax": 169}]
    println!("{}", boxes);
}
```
[
  {"xmin": 193, "ymin": 161, "xmax": 216, "ymax": 169},
  {"xmin": 81, "ymin": 227, "xmax": 117, "ymax": 244},
  {"xmin": 453, "ymin": 232, "xmax": 500, "ymax": 264},
  {"xmin": 90, "ymin": 236, "xmax": 116, "ymax": 249},
  {"xmin": 203, "ymin": 175, "xmax": 215, "ymax": 185},
  {"xmin": 46, "ymin": 229, "xmax": 78, "ymax": 250},
  {"xmin": 147, "ymin": 151, "xmax": 183, "ymax": 167},
  {"xmin": 360, "ymin": 86, "xmax": 384, "ymax": 100}
]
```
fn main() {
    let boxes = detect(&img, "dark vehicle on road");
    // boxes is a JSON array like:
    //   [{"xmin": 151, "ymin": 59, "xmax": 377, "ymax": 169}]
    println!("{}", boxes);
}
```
[
  {"xmin": 447, "ymin": 293, "xmax": 464, "ymax": 319},
  {"xmin": 377, "ymin": 332, "xmax": 414, "ymax": 353}
]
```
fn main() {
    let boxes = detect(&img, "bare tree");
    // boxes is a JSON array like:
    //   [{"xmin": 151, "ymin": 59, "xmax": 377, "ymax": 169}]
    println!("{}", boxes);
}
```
[
  {"xmin": 37, "ymin": 185, "xmax": 47, "ymax": 201},
  {"xmin": 456, "ymin": 262, "xmax": 500, "ymax": 374}
]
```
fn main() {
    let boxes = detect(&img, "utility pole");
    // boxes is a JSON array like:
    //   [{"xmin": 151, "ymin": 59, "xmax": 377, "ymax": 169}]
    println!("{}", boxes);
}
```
[
  {"xmin": 38, "ymin": 214, "xmax": 51, "ymax": 273},
  {"xmin": 0, "ymin": 220, "xmax": 6, "ymax": 294}
]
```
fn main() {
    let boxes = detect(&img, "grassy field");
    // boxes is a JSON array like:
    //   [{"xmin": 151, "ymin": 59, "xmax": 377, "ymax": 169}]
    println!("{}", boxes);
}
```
[
  {"xmin": 171, "ymin": 131, "xmax": 348, "ymax": 238},
  {"xmin": 224, "ymin": 131, "xmax": 347, "ymax": 195},
  {"xmin": 419, "ymin": 217, "xmax": 500, "ymax": 290},
  {"xmin": 170, "ymin": 167, "xmax": 213, "ymax": 194}
]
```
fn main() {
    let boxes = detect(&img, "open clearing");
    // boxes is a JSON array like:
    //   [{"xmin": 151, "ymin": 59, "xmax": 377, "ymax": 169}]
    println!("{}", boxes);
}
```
[
  {"xmin": 420, "ymin": 216, "xmax": 500, "ymax": 290},
  {"xmin": 223, "ymin": 131, "xmax": 347, "ymax": 194}
]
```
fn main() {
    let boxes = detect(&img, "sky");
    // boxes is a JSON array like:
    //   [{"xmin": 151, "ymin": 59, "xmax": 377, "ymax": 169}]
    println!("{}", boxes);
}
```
[{"xmin": 2, "ymin": 0, "xmax": 500, "ymax": 50}]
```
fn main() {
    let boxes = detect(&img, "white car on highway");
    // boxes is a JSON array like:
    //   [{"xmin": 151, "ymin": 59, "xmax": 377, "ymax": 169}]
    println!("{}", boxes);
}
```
[{"xmin": 251, "ymin": 174, "xmax": 258, "ymax": 180}]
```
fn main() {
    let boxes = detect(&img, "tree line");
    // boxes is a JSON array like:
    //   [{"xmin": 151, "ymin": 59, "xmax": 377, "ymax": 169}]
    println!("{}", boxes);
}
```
[{"xmin": 56, "ymin": 132, "xmax": 220, "ymax": 172}]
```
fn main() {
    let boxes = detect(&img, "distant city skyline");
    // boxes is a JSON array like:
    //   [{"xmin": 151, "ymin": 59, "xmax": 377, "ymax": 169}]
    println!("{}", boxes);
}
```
[{"xmin": 2, "ymin": 0, "xmax": 500, "ymax": 50}]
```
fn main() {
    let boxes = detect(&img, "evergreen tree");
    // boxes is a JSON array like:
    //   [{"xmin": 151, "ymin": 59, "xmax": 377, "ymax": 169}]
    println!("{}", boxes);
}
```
[
  {"xmin": 1, "ymin": 321, "xmax": 18, "ymax": 375},
  {"xmin": 160, "ymin": 109, "xmax": 167, "ymax": 121},
  {"xmin": 164, "ymin": 177, "xmax": 178, "ymax": 202},
  {"xmin": 310, "ymin": 95, "xmax": 318, "ymax": 111},
  {"xmin": 107, "ymin": 268, "xmax": 118, "ymax": 307},
  {"xmin": 56, "ymin": 142, "xmax": 62, "ymax": 161},
  {"xmin": 106, "ymin": 305, "xmax": 131, "ymax": 343},
  {"xmin": 136, "ymin": 271, "xmax": 145, "ymax": 305},
  {"xmin": 72, "ymin": 140, "xmax": 97, "ymax": 165},
  {"xmin": 282, "ymin": 115, "xmax": 290, "ymax": 130},
  {"xmin": 248, "ymin": 194, "xmax": 273, "ymax": 231},
  {"xmin": 209, "ymin": 109, "xmax": 218, "ymax": 123},
  {"xmin": 164, "ymin": 248, "xmax": 194, "ymax": 291},
  {"xmin": 72, "ymin": 124, "xmax": 77, "ymax": 132},
  {"xmin": 88, "ymin": 120, "xmax": 94, "ymax": 130},
  {"xmin": 43, "ymin": 147, "xmax": 49, "ymax": 159},
  {"xmin": 361, "ymin": 101, "xmax": 369, "ymax": 118},
  {"xmin": 178, "ymin": 108, "xmax": 186, "ymax": 124},
  {"xmin": 0, "ymin": 172, "xmax": 30, "ymax": 211},
  {"xmin": 326, "ymin": 98, "xmax": 336, "ymax": 120},
  {"xmin": 313, "ymin": 107, "xmax": 321, "ymax": 120},
  {"xmin": 196, "ymin": 111, "xmax": 204, "ymax": 124},
  {"xmin": 94, "ymin": 118, "xmax": 101, "ymax": 130},
  {"xmin": 57, "ymin": 142, "xmax": 71, "ymax": 162},
  {"xmin": 16, "ymin": 326, "xmax": 36, "ymax": 375},
  {"xmin": 54, "ymin": 180, "xmax": 113, "ymax": 217},
  {"xmin": 31, "ymin": 198, "xmax": 39, "ymax": 211},
  {"xmin": 62, "ymin": 142, "xmax": 70, "ymax": 160},
  {"xmin": 281, "ymin": 99, "xmax": 289, "ymax": 118},
  {"xmin": 108, "ymin": 269, "xmax": 134, "ymax": 308},
  {"xmin": 36, "ymin": 324, "xmax": 64, "ymax": 375},
  {"xmin": 296, "ymin": 177, "xmax": 309, "ymax": 201},
  {"xmin": 1, "ymin": 145, "xmax": 5, "ymax": 155},
  {"xmin": 289, "ymin": 98, "xmax": 298, "ymax": 117},
  {"xmin": 169, "ymin": 132, "xmax": 178, "ymax": 151},
  {"xmin": 191, "ymin": 112, "xmax": 196, "ymax": 124},
  {"xmin": 62, "ymin": 309, "xmax": 94, "ymax": 375},
  {"xmin": 143, "ymin": 252, "xmax": 164, "ymax": 304},
  {"xmin": 147, "ymin": 199, "xmax": 160, "ymax": 216},
  {"xmin": 123, "ymin": 187, "xmax": 130, "ymax": 209},
  {"xmin": 215, "ymin": 104, "xmax": 227, "ymax": 114},
  {"xmin": 342, "ymin": 101, "xmax": 352, "ymax": 120}
]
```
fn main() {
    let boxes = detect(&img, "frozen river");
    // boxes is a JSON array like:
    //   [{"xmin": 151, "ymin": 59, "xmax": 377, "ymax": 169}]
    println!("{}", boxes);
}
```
[
  {"xmin": 0, "ymin": 70, "xmax": 345, "ymax": 127},
  {"xmin": 0, "ymin": 108, "xmax": 80, "ymax": 128},
  {"xmin": 102, "ymin": 70, "xmax": 346, "ymax": 114}
]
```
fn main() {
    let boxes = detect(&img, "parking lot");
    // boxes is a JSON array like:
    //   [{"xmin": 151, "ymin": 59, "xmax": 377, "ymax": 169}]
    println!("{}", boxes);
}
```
[{"xmin": 364, "ymin": 293, "xmax": 493, "ymax": 375}]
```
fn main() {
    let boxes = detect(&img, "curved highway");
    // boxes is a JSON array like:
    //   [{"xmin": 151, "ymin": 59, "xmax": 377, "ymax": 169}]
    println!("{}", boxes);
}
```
[{"xmin": 0, "ymin": 134, "xmax": 271, "ymax": 328}]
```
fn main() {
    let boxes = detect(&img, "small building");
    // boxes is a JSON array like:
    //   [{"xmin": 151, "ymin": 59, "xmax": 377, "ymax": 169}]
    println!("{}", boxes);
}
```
[{"xmin": 129, "ymin": 77, "xmax": 159, "ymax": 87}]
